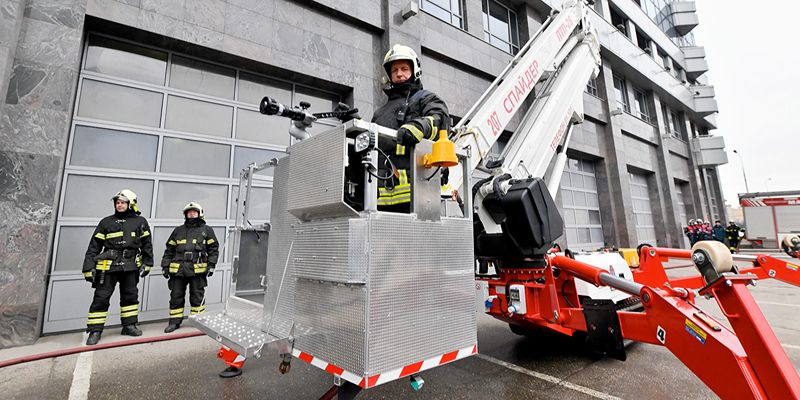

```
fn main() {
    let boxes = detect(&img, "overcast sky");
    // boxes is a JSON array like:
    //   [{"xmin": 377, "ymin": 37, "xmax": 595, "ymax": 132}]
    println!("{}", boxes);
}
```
[{"xmin": 693, "ymin": 1, "xmax": 799, "ymax": 207}]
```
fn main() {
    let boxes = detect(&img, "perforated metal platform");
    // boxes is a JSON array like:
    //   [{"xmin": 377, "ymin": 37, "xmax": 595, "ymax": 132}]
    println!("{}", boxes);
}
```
[{"xmin": 190, "ymin": 296, "xmax": 289, "ymax": 358}]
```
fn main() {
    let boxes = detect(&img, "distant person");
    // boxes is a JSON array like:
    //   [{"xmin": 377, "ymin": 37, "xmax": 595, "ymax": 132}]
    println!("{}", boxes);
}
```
[
  {"xmin": 82, "ymin": 190, "xmax": 153, "ymax": 345},
  {"xmin": 712, "ymin": 220, "xmax": 726, "ymax": 243},
  {"xmin": 684, "ymin": 219, "xmax": 697, "ymax": 246},
  {"xmin": 725, "ymin": 221, "xmax": 745, "ymax": 253}
]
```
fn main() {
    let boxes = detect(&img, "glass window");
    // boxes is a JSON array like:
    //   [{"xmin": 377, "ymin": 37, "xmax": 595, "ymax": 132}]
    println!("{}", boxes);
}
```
[
  {"xmin": 294, "ymin": 87, "xmax": 338, "ymax": 115},
  {"xmin": 84, "ymin": 35, "xmax": 167, "ymax": 85},
  {"xmin": 586, "ymin": 77, "xmax": 598, "ymax": 97},
  {"xmin": 238, "ymin": 72, "xmax": 292, "ymax": 106},
  {"xmin": 483, "ymin": 0, "xmax": 519, "ymax": 54},
  {"xmin": 421, "ymin": 0, "xmax": 464, "ymax": 28},
  {"xmin": 632, "ymin": 88, "xmax": 651, "ymax": 123},
  {"xmin": 156, "ymin": 181, "xmax": 228, "ymax": 219},
  {"xmin": 233, "ymin": 146, "xmax": 285, "ymax": 177},
  {"xmin": 53, "ymin": 226, "xmax": 96, "ymax": 272},
  {"xmin": 152, "ymin": 226, "xmax": 174, "ymax": 264},
  {"xmin": 169, "ymin": 55, "xmax": 235, "ymax": 99},
  {"xmin": 77, "ymin": 79, "xmax": 163, "ymax": 127},
  {"xmin": 62, "ymin": 175, "xmax": 154, "ymax": 218},
  {"xmin": 670, "ymin": 110, "xmax": 683, "ymax": 138},
  {"xmin": 236, "ymin": 109, "xmax": 290, "ymax": 147},
  {"xmin": 70, "ymin": 125, "xmax": 158, "ymax": 171},
  {"xmin": 230, "ymin": 186, "xmax": 273, "ymax": 221},
  {"xmin": 613, "ymin": 75, "xmax": 630, "ymax": 113},
  {"xmin": 165, "ymin": 95, "xmax": 233, "ymax": 137},
  {"xmin": 160, "ymin": 137, "xmax": 231, "ymax": 177}
]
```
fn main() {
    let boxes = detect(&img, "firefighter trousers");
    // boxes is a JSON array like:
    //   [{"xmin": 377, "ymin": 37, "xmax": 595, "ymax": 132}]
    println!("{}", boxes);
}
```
[
  {"xmin": 168, "ymin": 275, "xmax": 207, "ymax": 324},
  {"xmin": 86, "ymin": 270, "xmax": 140, "ymax": 332}
]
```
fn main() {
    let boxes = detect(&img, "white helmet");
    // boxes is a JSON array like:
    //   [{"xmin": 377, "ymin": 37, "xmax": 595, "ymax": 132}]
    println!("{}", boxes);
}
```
[
  {"xmin": 382, "ymin": 44, "xmax": 422, "ymax": 84},
  {"xmin": 112, "ymin": 189, "xmax": 139, "ymax": 212},
  {"xmin": 182, "ymin": 202, "xmax": 204, "ymax": 218}
]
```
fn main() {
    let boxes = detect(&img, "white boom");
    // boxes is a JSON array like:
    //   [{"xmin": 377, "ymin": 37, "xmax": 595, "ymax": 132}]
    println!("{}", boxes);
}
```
[{"xmin": 447, "ymin": 0, "xmax": 600, "ymax": 233}]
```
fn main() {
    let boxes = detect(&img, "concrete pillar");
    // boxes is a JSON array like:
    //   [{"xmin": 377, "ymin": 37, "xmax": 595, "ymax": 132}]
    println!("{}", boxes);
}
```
[
  {"xmin": 650, "ymin": 93, "xmax": 681, "ymax": 247},
  {"xmin": 625, "ymin": 19, "xmax": 637, "ymax": 42},
  {"xmin": 597, "ymin": 63, "xmax": 637, "ymax": 247},
  {"xmin": 684, "ymin": 119, "xmax": 710, "ymax": 219},
  {"xmin": 0, "ymin": 0, "xmax": 87, "ymax": 348}
]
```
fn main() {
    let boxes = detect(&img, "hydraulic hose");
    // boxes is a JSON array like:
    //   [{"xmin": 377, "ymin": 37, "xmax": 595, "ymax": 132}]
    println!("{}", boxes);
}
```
[{"xmin": 0, "ymin": 330, "xmax": 205, "ymax": 369}]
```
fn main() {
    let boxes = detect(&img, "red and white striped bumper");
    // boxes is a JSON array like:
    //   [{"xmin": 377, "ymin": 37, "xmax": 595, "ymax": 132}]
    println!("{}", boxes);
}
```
[{"xmin": 292, "ymin": 344, "xmax": 478, "ymax": 389}]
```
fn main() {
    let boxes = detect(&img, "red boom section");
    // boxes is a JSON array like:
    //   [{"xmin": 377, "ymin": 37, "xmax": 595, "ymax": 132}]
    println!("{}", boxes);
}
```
[{"xmin": 482, "ymin": 249, "xmax": 800, "ymax": 399}]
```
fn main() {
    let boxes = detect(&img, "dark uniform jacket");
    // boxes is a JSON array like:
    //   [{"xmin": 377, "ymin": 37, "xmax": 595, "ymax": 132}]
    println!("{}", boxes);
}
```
[
  {"xmin": 83, "ymin": 210, "xmax": 154, "ymax": 274},
  {"xmin": 725, "ymin": 224, "xmax": 744, "ymax": 243},
  {"xmin": 161, "ymin": 218, "xmax": 219, "ymax": 277},
  {"xmin": 371, "ymin": 81, "xmax": 448, "ymax": 207}
]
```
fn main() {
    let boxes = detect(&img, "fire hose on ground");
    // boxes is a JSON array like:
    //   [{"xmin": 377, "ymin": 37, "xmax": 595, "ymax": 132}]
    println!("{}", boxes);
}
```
[{"xmin": 0, "ymin": 330, "xmax": 205, "ymax": 369}]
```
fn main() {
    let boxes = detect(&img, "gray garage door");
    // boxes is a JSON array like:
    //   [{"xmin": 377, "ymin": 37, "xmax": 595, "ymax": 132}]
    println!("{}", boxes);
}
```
[
  {"xmin": 629, "ymin": 172, "xmax": 657, "ymax": 245},
  {"xmin": 560, "ymin": 158, "xmax": 605, "ymax": 250},
  {"xmin": 44, "ymin": 33, "xmax": 340, "ymax": 333}
]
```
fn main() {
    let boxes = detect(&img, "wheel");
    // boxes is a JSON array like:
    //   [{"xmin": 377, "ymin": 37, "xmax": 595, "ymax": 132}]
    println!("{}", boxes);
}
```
[
  {"xmin": 692, "ymin": 240, "xmax": 734, "ymax": 273},
  {"xmin": 278, "ymin": 360, "xmax": 291, "ymax": 374}
]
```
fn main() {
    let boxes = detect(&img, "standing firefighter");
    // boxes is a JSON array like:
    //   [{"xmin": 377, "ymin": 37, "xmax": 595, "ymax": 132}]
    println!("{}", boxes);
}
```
[
  {"xmin": 82, "ymin": 189, "xmax": 153, "ymax": 345},
  {"xmin": 161, "ymin": 202, "xmax": 219, "ymax": 333},
  {"xmin": 371, "ymin": 44, "xmax": 449, "ymax": 212},
  {"xmin": 725, "ymin": 221, "xmax": 745, "ymax": 253}
]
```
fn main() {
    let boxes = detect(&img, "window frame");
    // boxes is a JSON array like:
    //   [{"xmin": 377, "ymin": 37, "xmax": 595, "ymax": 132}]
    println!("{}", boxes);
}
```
[
  {"xmin": 420, "ymin": 0, "xmax": 465, "ymax": 29},
  {"xmin": 632, "ymin": 87, "xmax": 651, "ymax": 123},
  {"xmin": 613, "ymin": 75, "xmax": 631, "ymax": 113},
  {"xmin": 482, "ymin": 0, "xmax": 520, "ymax": 55}
]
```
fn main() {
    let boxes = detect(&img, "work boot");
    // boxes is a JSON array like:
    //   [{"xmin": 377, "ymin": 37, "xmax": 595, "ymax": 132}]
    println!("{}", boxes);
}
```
[
  {"xmin": 219, "ymin": 366, "xmax": 242, "ymax": 378},
  {"xmin": 164, "ymin": 323, "xmax": 180, "ymax": 333},
  {"xmin": 120, "ymin": 324, "xmax": 142, "ymax": 337},
  {"xmin": 86, "ymin": 331, "xmax": 102, "ymax": 346}
]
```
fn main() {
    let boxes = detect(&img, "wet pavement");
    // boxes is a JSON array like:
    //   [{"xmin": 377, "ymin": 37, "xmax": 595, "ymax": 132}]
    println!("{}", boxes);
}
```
[{"xmin": 2, "ymin": 255, "xmax": 799, "ymax": 399}]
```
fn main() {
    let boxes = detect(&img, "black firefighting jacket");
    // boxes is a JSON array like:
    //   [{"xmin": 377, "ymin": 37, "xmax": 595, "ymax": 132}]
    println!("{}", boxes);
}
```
[
  {"xmin": 83, "ymin": 210, "xmax": 154, "ymax": 274},
  {"xmin": 371, "ymin": 80, "xmax": 448, "ymax": 207},
  {"xmin": 161, "ymin": 218, "xmax": 219, "ymax": 277}
]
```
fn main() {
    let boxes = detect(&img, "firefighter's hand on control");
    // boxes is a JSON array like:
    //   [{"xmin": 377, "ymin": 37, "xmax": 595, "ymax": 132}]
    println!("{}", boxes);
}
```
[
  {"xmin": 140, "ymin": 265, "xmax": 151, "ymax": 278},
  {"xmin": 162, "ymin": 269, "xmax": 170, "ymax": 279},
  {"xmin": 396, "ymin": 127, "xmax": 419, "ymax": 146},
  {"xmin": 206, "ymin": 266, "xmax": 215, "ymax": 278},
  {"xmin": 84, "ymin": 271, "xmax": 94, "ymax": 283}
]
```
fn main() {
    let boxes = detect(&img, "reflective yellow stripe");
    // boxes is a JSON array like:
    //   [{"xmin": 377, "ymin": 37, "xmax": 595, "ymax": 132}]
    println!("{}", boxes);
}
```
[
  {"xmin": 141, "ymin": 230, "xmax": 150, "ymax": 238},
  {"xmin": 395, "ymin": 143, "xmax": 406, "ymax": 155},
  {"xmin": 169, "ymin": 262, "xmax": 180, "ymax": 273},
  {"xmin": 87, "ymin": 318, "xmax": 106, "ymax": 325},
  {"xmin": 120, "ymin": 304, "xmax": 139, "ymax": 312},
  {"xmin": 143, "ymin": 265, "xmax": 151, "ymax": 272},
  {"xmin": 94, "ymin": 233, "xmax": 105, "ymax": 240},
  {"xmin": 83, "ymin": 271, "xmax": 93, "ymax": 278},
  {"xmin": 398, "ymin": 170, "xmax": 409, "ymax": 185},
  {"xmin": 96, "ymin": 260, "xmax": 111, "ymax": 271},
  {"xmin": 379, "ymin": 184, "xmax": 411, "ymax": 197},
  {"xmin": 193, "ymin": 263, "xmax": 208, "ymax": 273},
  {"xmin": 131, "ymin": 231, "xmax": 136, "ymax": 237},
  {"xmin": 426, "ymin": 116, "xmax": 437, "ymax": 139},
  {"xmin": 377, "ymin": 193, "xmax": 411, "ymax": 205},
  {"xmin": 106, "ymin": 231, "xmax": 124, "ymax": 239},
  {"xmin": 168, "ymin": 240, "xmax": 176, "ymax": 246},
  {"xmin": 120, "ymin": 310, "xmax": 139, "ymax": 318},
  {"xmin": 205, "ymin": 238, "xmax": 215, "ymax": 245},
  {"xmin": 88, "ymin": 311, "xmax": 108, "ymax": 318},
  {"xmin": 402, "ymin": 124, "xmax": 424, "ymax": 141},
  {"xmin": 190, "ymin": 305, "xmax": 206, "ymax": 315},
  {"xmin": 191, "ymin": 239, "xmax": 197, "ymax": 244},
  {"xmin": 176, "ymin": 239, "xmax": 187, "ymax": 245}
]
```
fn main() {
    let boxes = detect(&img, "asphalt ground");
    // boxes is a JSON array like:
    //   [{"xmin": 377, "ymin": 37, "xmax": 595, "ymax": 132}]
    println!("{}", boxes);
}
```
[{"xmin": 2, "ymin": 254, "xmax": 799, "ymax": 399}]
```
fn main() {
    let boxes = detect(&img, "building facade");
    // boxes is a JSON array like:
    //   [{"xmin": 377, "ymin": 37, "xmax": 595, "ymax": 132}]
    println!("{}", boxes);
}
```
[{"xmin": 0, "ymin": 0, "xmax": 725, "ymax": 346}]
